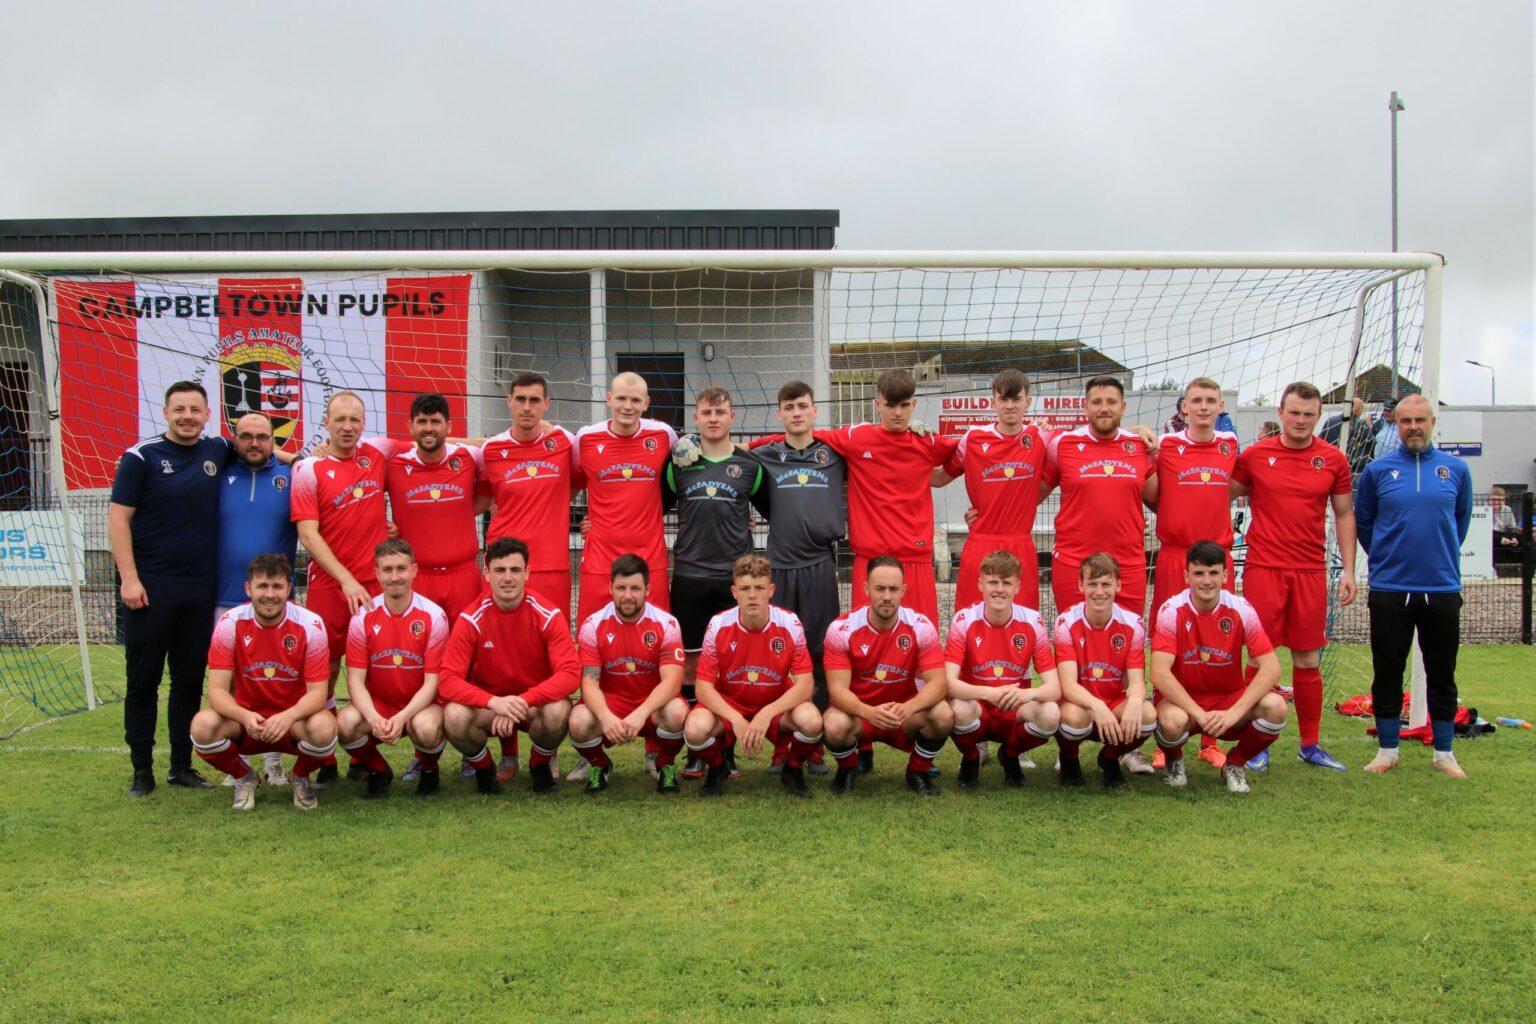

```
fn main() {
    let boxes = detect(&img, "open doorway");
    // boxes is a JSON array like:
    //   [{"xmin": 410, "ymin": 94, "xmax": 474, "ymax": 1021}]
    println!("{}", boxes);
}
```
[{"xmin": 615, "ymin": 352, "xmax": 686, "ymax": 432}]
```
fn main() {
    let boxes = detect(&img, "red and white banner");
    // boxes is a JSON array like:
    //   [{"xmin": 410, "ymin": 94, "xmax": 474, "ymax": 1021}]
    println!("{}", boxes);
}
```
[
  {"xmin": 933, "ymin": 393, "xmax": 1090, "ymax": 436},
  {"xmin": 54, "ymin": 274, "xmax": 471, "ymax": 489}
]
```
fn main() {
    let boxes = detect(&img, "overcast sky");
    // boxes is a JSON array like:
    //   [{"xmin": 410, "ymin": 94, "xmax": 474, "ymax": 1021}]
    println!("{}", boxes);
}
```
[{"xmin": 4, "ymin": 0, "xmax": 1531, "ymax": 403}]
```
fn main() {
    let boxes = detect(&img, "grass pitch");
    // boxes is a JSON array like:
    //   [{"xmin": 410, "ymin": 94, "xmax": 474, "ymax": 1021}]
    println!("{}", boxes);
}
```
[{"xmin": 1, "ymin": 646, "xmax": 1532, "ymax": 1023}]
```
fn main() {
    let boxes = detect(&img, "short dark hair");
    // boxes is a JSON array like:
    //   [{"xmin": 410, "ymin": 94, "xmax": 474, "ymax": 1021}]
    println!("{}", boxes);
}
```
[
  {"xmin": 696, "ymin": 387, "xmax": 731, "ymax": 408},
  {"xmin": 247, "ymin": 552, "xmax": 292, "ymax": 581},
  {"xmin": 876, "ymin": 369, "xmax": 916, "ymax": 404},
  {"xmin": 1084, "ymin": 375, "xmax": 1124, "ymax": 398},
  {"xmin": 409, "ymin": 392, "xmax": 451, "ymax": 420},
  {"xmin": 866, "ymin": 555, "xmax": 904, "ymax": 579},
  {"xmin": 1185, "ymin": 540, "xmax": 1227, "ymax": 568},
  {"xmin": 991, "ymin": 369, "xmax": 1031, "ymax": 400},
  {"xmin": 1280, "ymin": 381, "xmax": 1322, "ymax": 407},
  {"xmin": 508, "ymin": 372, "xmax": 548, "ymax": 396},
  {"xmin": 610, "ymin": 553, "xmax": 649, "ymax": 584},
  {"xmin": 164, "ymin": 380, "xmax": 207, "ymax": 404},
  {"xmin": 485, "ymin": 536, "xmax": 530, "ymax": 568},
  {"xmin": 777, "ymin": 380, "xmax": 814, "ymax": 405},
  {"xmin": 374, "ymin": 538, "xmax": 414, "ymax": 563}
]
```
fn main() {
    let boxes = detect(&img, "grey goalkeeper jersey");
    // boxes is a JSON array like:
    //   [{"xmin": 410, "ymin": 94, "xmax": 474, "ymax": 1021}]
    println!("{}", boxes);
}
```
[
  {"xmin": 666, "ymin": 450, "xmax": 763, "ymax": 578},
  {"xmin": 751, "ymin": 438, "xmax": 846, "ymax": 569}
]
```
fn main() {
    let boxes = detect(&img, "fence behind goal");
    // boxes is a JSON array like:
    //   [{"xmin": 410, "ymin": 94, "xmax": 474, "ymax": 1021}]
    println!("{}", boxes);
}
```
[{"xmin": 0, "ymin": 251, "xmax": 1459, "ymax": 737}]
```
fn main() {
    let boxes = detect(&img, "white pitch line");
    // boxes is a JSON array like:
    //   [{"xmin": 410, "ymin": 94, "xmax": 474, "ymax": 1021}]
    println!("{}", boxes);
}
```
[{"xmin": 0, "ymin": 744, "xmax": 130, "ymax": 755}]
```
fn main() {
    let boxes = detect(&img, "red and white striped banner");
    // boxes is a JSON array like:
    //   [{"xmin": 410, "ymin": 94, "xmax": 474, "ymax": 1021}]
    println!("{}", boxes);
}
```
[{"xmin": 53, "ymin": 273, "xmax": 471, "ymax": 489}]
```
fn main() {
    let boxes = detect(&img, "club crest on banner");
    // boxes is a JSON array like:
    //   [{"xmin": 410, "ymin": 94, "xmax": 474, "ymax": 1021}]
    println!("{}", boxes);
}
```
[{"xmin": 219, "ymin": 329, "xmax": 306, "ymax": 451}]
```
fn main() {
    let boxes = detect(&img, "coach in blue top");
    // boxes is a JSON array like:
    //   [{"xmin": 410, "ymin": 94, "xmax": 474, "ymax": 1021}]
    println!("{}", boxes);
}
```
[
  {"xmin": 109, "ymin": 381, "xmax": 230, "ymax": 797},
  {"xmin": 215, "ymin": 413, "xmax": 298, "ymax": 614},
  {"xmin": 1353, "ymin": 394, "xmax": 1473, "ymax": 778}
]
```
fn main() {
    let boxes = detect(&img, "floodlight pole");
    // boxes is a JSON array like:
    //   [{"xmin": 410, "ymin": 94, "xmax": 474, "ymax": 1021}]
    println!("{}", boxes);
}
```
[
  {"xmin": 1390, "ymin": 91, "xmax": 1405, "ymax": 399},
  {"xmin": 1465, "ymin": 360, "xmax": 1495, "ymax": 405}
]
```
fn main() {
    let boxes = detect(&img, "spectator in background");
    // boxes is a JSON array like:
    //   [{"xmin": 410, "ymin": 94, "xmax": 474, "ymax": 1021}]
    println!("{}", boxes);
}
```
[
  {"xmin": 1491, "ymin": 486, "xmax": 1523, "ymax": 563},
  {"xmin": 1320, "ymin": 397, "xmax": 1376, "ymax": 476},
  {"xmin": 1257, "ymin": 421, "xmax": 1281, "ymax": 441},
  {"xmin": 1373, "ymin": 398, "xmax": 1402, "ymax": 459}
]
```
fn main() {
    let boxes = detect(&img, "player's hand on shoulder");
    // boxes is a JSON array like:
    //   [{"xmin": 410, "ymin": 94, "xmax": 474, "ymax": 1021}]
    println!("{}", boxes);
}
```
[
  {"xmin": 1132, "ymin": 425, "xmax": 1160, "ymax": 450},
  {"xmin": 310, "ymin": 440, "xmax": 332, "ymax": 459},
  {"xmin": 908, "ymin": 419, "xmax": 933, "ymax": 437},
  {"xmin": 671, "ymin": 433, "xmax": 703, "ymax": 467},
  {"xmin": 385, "ymin": 519, "xmax": 400, "ymax": 540}
]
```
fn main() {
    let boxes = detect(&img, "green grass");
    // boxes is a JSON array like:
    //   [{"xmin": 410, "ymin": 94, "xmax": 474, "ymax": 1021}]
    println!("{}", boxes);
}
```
[{"xmin": 1, "ymin": 646, "xmax": 1533, "ymax": 1023}]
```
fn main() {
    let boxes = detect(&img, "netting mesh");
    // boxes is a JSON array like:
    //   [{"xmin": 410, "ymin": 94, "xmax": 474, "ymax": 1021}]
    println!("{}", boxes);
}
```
[{"xmin": 1, "ymin": 259, "xmax": 1435, "ymax": 736}]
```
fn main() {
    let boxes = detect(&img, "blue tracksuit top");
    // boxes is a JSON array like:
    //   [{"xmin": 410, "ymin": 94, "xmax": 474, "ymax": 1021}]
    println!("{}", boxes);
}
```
[{"xmin": 1354, "ymin": 444, "xmax": 1472, "ymax": 593}]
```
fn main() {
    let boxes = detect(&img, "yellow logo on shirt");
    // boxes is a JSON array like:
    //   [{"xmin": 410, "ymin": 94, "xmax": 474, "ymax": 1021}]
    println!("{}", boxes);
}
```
[
  {"xmin": 1003, "ymin": 467, "xmax": 1015, "ymax": 478},
  {"xmin": 625, "ymin": 660, "xmax": 636, "ymax": 672},
  {"xmin": 797, "ymin": 473, "xmax": 808, "ymax": 484},
  {"xmin": 621, "ymin": 468, "xmax": 633, "ymax": 479},
  {"xmin": 875, "ymin": 669, "xmax": 888, "ymax": 680},
  {"xmin": 1092, "ymin": 667, "xmax": 1103, "ymax": 678},
  {"xmin": 263, "ymin": 667, "xmax": 275, "ymax": 678},
  {"xmin": 352, "ymin": 487, "xmax": 364, "ymax": 499},
  {"xmin": 993, "ymin": 665, "xmax": 1005, "ymax": 677},
  {"xmin": 527, "ymin": 466, "xmax": 538, "ymax": 476},
  {"xmin": 392, "ymin": 654, "xmax": 403, "ymax": 666},
  {"xmin": 429, "ymin": 489, "xmax": 442, "ymax": 500},
  {"xmin": 747, "ymin": 671, "xmax": 760, "ymax": 682}
]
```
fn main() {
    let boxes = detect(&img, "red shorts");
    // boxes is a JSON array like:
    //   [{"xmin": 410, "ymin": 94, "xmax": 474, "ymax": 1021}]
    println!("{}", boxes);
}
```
[
  {"xmin": 577, "ymin": 564, "xmax": 669, "ymax": 630},
  {"xmin": 1052, "ymin": 555, "xmax": 1146, "ymax": 620},
  {"xmin": 719, "ymin": 712, "xmax": 789, "ymax": 747},
  {"xmin": 859, "ymin": 719, "xmax": 916, "ymax": 752},
  {"xmin": 1074, "ymin": 695, "xmax": 1147, "ymax": 743},
  {"xmin": 1242, "ymin": 565, "xmax": 1327, "ymax": 650},
  {"xmin": 413, "ymin": 560, "xmax": 483, "ymax": 622},
  {"xmin": 306, "ymin": 576, "xmax": 382, "ymax": 665},
  {"xmin": 1151, "ymin": 546, "xmax": 1234, "ymax": 623},
  {"xmin": 973, "ymin": 700, "xmax": 1022, "ymax": 744},
  {"xmin": 852, "ymin": 555, "xmax": 937, "ymax": 625},
  {"xmin": 1153, "ymin": 687, "xmax": 1245, "ymax": 738},
  {"xmin": 230, "ymin": 725, "xmax": 303, "ymax": 756},
  {"xmin": 956, "ymin": 534, "xmax": 1040, "ymax": 611},
  {"xmin": 527, "ymin": 570, "xmax": 572, "ymax": 622},
  {"xmin": 587, "ymin": 695, "xmax": 676, "ymax": 741}
]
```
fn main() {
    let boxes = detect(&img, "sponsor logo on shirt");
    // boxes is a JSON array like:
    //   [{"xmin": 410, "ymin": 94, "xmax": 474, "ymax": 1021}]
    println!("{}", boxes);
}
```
[
  {"xmin": 774, "ymin": 467, "xmax": 830, "ymax": 489},
  {"xmin": 1183, "ymin": 644, "xmax": 1234, "ymax": 667},
  {"xmin": 161, "ymin": 459, "xmax": 175, "ymax": 474},
  {"xmin": 684, "ymin": 478, "xmax": 739, "ymax": 501},
  {"xmin": 373, "ymin": 647, "xmax": 424, "ymax": 669},
  {"xmin": 501, "ymin": 459, "xmax": 561, "ymax": 483},
  {"xmin": 1084, "ymin": 660, "xmax": 1121, "ymax": 681},
  {"xmin": 982, "ymin": 462, "xmax": 1035, "ymax": 483},
  {"xmin": 1176, "ymin": 465, "xmax": 1230, "ymax": 486},
  {"xmin": 1079, "ymin": 459, "xmax": 1138, "ymax": 478},
  {"xmin": 599, "ymin": 462, "xmax": 656, "ymax": 483},
  {"xmin": 404, "ymin": 481, "xmax": 466, "ymax": 504},
  {"xmin": 244, "ymin": 660, "xmax": 300, "ymax": 683}
]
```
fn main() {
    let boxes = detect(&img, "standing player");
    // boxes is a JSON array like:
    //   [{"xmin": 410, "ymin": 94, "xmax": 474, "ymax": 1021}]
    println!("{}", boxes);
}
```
[
  {"xmin": 1053, "ymin": 554, "xmax": 1157, "ymax": 789},
  {"xmin": 1143, "ymin": 377, "xmax": 1240, "ymax": 770},
  {"xmin": 1150, "ymin": 541, "xmax": 1287, "ymax": 794},
  {"xmin": 290, "ymin": 390, "xmax": 399, "ymax": 787},
  {"xmin": 1041, "ymin": 376, "xmax": 1153, "ymax": 617},
  {"xmin": 439, "ymin": 537, "xmax": 580, "ymax": 795},
  {"xmin": 575, "ymin": 372, "xmax": 678, "ymax": 627},
  {"xmin": 822, "ymin": 557, "xmax": 952, "ymax": 796},
  {"xmin": 110, "ymin": 381, "xmax": 230, "ymax": 797},
  {"xmin": 747, "ymin": 381, "xmax": 845, "ymax": 775},
  {"xmin": 683, "ymin": 555, "xmax": 821, "ymax": 798},
  {"xmin": 666, "ymin": 387, "xmax": 764, "ymax": 688},
  {"xmin": 944, "ymin": 551, "xmax": 1062, "ymax": 790},
  {"xmin": 482, "ymin": 372, "xmax": 581, "ymax": 616},
  {"xmin": 337, "ymin": 539, "xmax": 451, "ymax": 798},
  {"xmin": 189, "ymin": 554, "xmax": 337, "ymax": 812},
  {"xmin": 932, "ymin": 369, "xmax": 1050, "ymax": 611},
  {"xmin": 750, "ymin": 368, "xmax": 958, "ymax": 625},
  {"xmin": 214, "ymin": 411, "xmax": 298, "ymax": 786},
  {"xmin": 569, "ymin": 554, "xmax": 690, "ymax": 795},
  {"xmin": 1231, "ymin": 381, "xmax": 1357, "ymax": 773},
  {"xmin": 383, "ymin": 393, "xmax": 488, "ymax": 623}
]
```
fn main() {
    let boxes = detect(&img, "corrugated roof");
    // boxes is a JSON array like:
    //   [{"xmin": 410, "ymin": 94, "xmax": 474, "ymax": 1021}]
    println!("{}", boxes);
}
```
[
  {"xmin": 0, "ymin": 210, "xmax": 839, "ymax": 253},
  {"xmin": 830, "ymin": 339, "xmax": 1130, "ymax": 377}
]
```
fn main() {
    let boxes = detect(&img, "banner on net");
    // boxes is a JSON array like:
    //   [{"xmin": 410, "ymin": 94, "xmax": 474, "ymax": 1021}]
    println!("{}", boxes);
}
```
[
  {"xmin": 0, "ymin": 510, "xmax": 88, "ymax": 586},
  {"xmin": 50, "ymin": 274, "xmax": 474, "ymax": 489}
]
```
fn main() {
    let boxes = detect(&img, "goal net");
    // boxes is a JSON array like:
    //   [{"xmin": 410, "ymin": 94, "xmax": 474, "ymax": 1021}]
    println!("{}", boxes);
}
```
[{"xmin": 0, "ymin": 254, "xmax": 1435, "ymax": 737}]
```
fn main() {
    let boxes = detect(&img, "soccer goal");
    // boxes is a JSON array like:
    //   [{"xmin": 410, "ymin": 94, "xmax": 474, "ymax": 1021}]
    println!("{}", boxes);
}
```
[{"xmin": 0, "ymin": 250, "xmax": 1441, "ymax": 737}]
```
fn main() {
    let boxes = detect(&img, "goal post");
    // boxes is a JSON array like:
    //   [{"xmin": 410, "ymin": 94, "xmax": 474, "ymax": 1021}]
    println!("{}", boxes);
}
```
[{"xmin": 0, "ymin": 249, "xmax": 1442, "ymax": 737}]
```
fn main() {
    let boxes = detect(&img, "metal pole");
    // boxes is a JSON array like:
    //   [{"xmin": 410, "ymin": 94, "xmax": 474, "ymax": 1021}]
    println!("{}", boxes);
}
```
[
  {"xmin": 1390, "ymin": 92, "xmax": 1405, "ymax": 398},
  {"xmin": 1522, "ymin": 490, "xmax": 1533, "ymax": 645}
]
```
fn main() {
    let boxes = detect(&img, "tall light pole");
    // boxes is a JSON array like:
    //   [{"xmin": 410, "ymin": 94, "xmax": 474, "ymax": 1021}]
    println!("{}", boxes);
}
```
[
  {"xmin": 1390, "ymin": 91, "xmax": 1405, "ymax": 400},
  {"xmin": 1465, "ymin": 359, "xmax": 1495, "ymax": 405}
]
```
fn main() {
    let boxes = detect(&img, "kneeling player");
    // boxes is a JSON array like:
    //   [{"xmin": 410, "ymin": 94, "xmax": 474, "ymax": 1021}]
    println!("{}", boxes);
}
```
[
  {"xmin": 570, "ymin": 554, "xmax": 690, "ymax": 795},
  {"xmin": 336, "ymin": 539, "xmax": 450, "ymax": 798},
  {"xmin": 191, "ymin": 554, "xmax": 337, "ymax": 811},
  {"xmin": 684, "ymin": 555, "xmax": 822, "ymax": 798},
  {"xmin": 945, "ymin": 550, "xmax": 1061, "ymax": 790},
  {"xmin": 823, "ymin": 556, "xmax": 952, "ymax": 797},
  {"xmin": 1054, "ymin": 553, "xmax": 1157, "ymax": 789},
  {"xmin": 1150, "ymin": 541, "xmax": 1287, "ymax": 794},
  {"xmin": 439, "ymin": 537, "xmax": 580, "ymax": 795}
]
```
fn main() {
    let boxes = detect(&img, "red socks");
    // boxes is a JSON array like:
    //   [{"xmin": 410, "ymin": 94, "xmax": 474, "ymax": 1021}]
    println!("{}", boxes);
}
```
[
  {"xmin": 414, "ymin": 739, "xmax": 444, "ymax": 771},
  {"xmin": 786, "ymin": 730, "xmax": 822, "ymax": 770},
  {"xmin": 293, "ymin": 738, "xmax": 336, "ymax": 779},
  {"xmin": 194, "ymin": 738, "xmax": 250, "ymax": 779},
  {"xmin": 465, "ymin": 746, "xmax": 495, "ymax": 772},
  {"xmin": 528, "ymin": 745, "xmax": 555, "ymax": 770},
  {"xmin": 906, "ymin": 737, "xmax": 944, "ymax": 775},
  {"xmin": 343, "ymin": 737, "xmax": 389, "ymax": 774},
  {"xmin": 952, "ymin": 721, "xmax": 983, "ymax": 762},
  {"xmin": 1293, "ymin": 666, "xmax": 1324, "ymax": 746},
  {"xmin": 1229, "ymin": 718, "xmax": 1285, "ymax": 765},
  {"xmin": 499, "ymin": 734, "xmax": 519, "ymax": 759},
  {"xmin": 654, "ymin": 729, "xmax": 685, "ymax": 769}
]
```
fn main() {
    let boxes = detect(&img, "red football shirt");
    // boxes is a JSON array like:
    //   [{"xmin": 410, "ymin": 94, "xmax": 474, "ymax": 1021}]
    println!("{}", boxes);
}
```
[
  {"xmin": 1043, "ymin": 426, "xmax": 1151, "ymax": 565},
  {"xmin": 345, "ymin": 592, "xmax": 450, "ymax": 712},
  {"xmin": 1152, "ymin": 429, "xmax": 1240, "ymax": 547},
  {"xmin": 576, "ymin": 419, "xmax": 677, "ymax": 572},
  {"xmin": 290, "ymin": 437, "xmax": 405, "ymax": 585},
  {"xmin": 482, "ymin": 427, "xmax": 582, "ymax": 575},
  {"xmin": 437, "ymin": 593, "xmax": 581, "ymax": 708},
  {"xmin": 942, "ymin": 423, "xmax": 1049, "ymax": 537},
  {"xmin": 697, "ymin": 605, "xmax": 814, "ymax": 714},
  {"xmin": 384, "ymin": 442, "xmax": 484, "ymax": 569},
  {"xmin": 1151, "ymin": 590, "xmax": 1273, "ymax": 699},
  {"xmin": 207, "ymin": 602, "xmax": 330, "ymax": 717},
  {"xmin": 823, "ymin": 605, "xmax": 944, "ymax": 705},
  {"xmin": 577, "ymin": 601, "xmax": 686, "ymax": 712},
  {"xmin": 1232, "ymin": 436, "xmax": 1352, "ymax": 570},
  {"xmin": 1052, "ymin": 601, "xmax": 1146, "ymax": 703},
  {"xmin": 943, "ymin": 602, "xmax": 1056, "ymax": 688},
  {"xmin": 814, "ymin": 424, "xmax": 958, "ymax": 559}
]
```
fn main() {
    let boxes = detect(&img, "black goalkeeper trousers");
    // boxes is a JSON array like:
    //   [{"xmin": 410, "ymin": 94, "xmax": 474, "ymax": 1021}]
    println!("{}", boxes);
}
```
[
  {"xmin": 1367, "ymin": 589, "xmax": 1462, "ymax": 724},
  {"xmin": 122, "ymin": 575, "xmax": 216, "ymax": 772}
]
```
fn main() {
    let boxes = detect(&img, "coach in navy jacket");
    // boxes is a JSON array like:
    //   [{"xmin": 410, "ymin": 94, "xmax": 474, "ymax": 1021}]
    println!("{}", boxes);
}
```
[{"xmin": 1353, "ymin": 394, "xmax": 1473, "ymax": 776}]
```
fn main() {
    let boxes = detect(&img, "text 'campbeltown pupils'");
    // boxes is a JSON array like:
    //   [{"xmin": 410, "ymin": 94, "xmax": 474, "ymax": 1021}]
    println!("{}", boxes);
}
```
[{"xmin": 75, "ymin": 291, "xmax": 453, "ymax": 319}]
